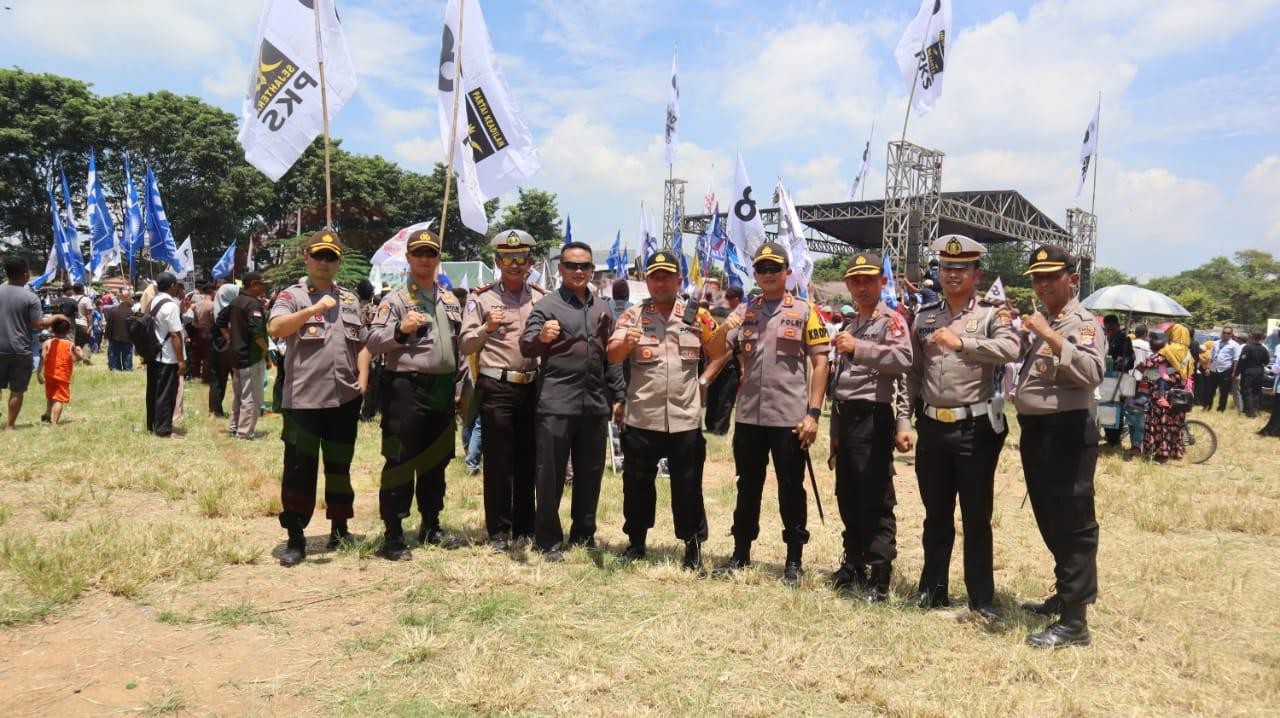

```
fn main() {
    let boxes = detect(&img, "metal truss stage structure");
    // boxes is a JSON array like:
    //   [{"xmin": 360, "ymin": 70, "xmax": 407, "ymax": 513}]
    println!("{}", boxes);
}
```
[{"xmin": 678, "ymin": 140, "xmax": 1098, "ymax": 293}]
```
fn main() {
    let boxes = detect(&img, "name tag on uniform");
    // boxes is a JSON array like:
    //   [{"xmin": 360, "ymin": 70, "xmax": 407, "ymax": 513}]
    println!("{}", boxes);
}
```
[{"xmin": 965, "ymin": 319, "xmax": 979, "ymax": 333}]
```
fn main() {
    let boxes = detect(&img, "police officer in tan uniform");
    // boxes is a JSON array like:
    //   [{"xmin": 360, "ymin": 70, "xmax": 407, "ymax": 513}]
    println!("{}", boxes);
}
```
[
  {"xmin": 607, "ymin": 250, "xmax": 720, "ymax": 572},
  {"xmin": 828, "ymin": 252, "xmax": 913, "ymax": 602},
  {"xmin": 1014, "ymin": 244, "xmax": 1106, "ymax": 648},
  {"xmin": 267, "ymin": 230, "xmax": 368, "ymax": 567},
  {"xmin": 708, "ymin": 242, "xmax": 830, "ymax": 586},
  {"xmin": 366, "ymin": 228, "xmax": 464, "ymax": 560},
  {"xmin": 896, "ymin": 234, "xmax": 1020, "ymax": 618},
  {"xmin": 459, "ymin": 229, "xmax": 546, "ymax": 552}
]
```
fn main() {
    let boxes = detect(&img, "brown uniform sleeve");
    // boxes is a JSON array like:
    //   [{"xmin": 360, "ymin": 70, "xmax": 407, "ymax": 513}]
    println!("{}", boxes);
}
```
[
  {"xmin": 898, "ymin": 315, "xmax": 925, "ymax": 433},
  {"xmin": 852, "ymin": 311, "xmax": 912, "ymax": 375},
  {"xmin": 364, "ymin": 296, "xmax": 404, "ymax": 356},
  {"xmin": 1057, "ymin": 313, "xmax": 1107, "ymax": 389},
  {"xmin": 458, "ymin": 292, "xmax": 490, "ymax": 356},
  {"xmin": 958, "ymin": 307, "xmax": 1021, "ymax": 365}
]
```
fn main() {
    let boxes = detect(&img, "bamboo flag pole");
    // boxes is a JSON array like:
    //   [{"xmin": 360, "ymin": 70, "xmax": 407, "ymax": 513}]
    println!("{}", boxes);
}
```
[
  {"xmin": 312, "ymin": 0, "xmax": 335, "ymax": 230},
  {"xmin": 438, "ymin": 0, "xmax": 468, "ymax": 248}
]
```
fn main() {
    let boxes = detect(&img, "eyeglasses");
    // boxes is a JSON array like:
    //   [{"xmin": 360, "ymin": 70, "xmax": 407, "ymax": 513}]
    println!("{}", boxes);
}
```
[
  {"xmin": 498, "ymin": 254, "xmax": 530, "ymax": 266},
  {"xmin": 309, "ymin": 252, "xmax": 340, "ymax": 262},
  {"xmin": 409, "ymin": 249, "xmax": 440, "ymax": 259},
  {"xmin": 753, "ymin": 263, "xmax": 785, "ymax": 275},
  {"xmin": 561, "ymin": 261, "xmax": 593, "ymax": 272}
]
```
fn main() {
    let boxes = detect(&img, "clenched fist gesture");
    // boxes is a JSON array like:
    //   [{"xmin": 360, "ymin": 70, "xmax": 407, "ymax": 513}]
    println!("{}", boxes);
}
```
[
  {"xmin": 719, "ymin": 311, "xmax": 743, "ymax": 333},
  {"xmin": 832, "ymin": 330, "xmax": 857, "ymax": 354},
  {"xmin": 930, "ymin": 326, "xmax": 962, "ymax": 351},
  {"xmin": 399, "ymin": 310, "xmax": 429, "ymax": 335},
  {"xmin": 539, "ymin": 319, "xmax": 561, "ymax": 344},
  {"xmin": 484, "ymin": 306, "xmax": 506, "ymax": 333},
  {"xmin": 623, "ymin": 325, "xmax": 643, "ymax": 346},
  {"xmin": 312, "ymin": 294, "xmax": 338, "ymax": 314}
]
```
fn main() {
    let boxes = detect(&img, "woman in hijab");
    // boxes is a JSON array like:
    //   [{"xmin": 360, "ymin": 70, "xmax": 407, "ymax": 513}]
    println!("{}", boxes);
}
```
[{"xmin": 1135, "ymin": 329, "xmax": 1191, "ymax": 462}]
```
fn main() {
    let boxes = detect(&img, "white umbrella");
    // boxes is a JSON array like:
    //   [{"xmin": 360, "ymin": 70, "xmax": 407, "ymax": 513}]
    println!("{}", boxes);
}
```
[{"xmin": 1081, "ymin": 284, "xmax": 1190, "ymax": 317}]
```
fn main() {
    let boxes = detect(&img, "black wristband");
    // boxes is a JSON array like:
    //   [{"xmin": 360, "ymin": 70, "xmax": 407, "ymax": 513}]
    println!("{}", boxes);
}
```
[{"xmin": 807, "ymin": 407, "xmax": 821, "ymax": 418}]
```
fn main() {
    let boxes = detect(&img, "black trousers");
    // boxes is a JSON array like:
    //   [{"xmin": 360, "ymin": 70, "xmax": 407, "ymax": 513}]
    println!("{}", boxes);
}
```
[
  {"xmin": 1204, "ymin": 370, "xmax": 1232, "ymax": 411},
  {"xmin": 145, "ymin": 361, "xmax": 179, "ymax": 436},
  {"xmin": 478, "ymin": 375, "xmax": 538, "ymax": 540},
  {"xmin": 915, "ymin": 414, "xmax": 1005, "ymax": 607},
  {"xmin": 833, "ymin": 401, "xmax": 897, "ymax": 567},
  {"xmin": 208, "ymin": 341, "xmax": 234, "ymax": 414},
  {"xmin": 1018, "ymin": 410, "xmax": 1100, "ymax": 606},
  {"xmin": 379, "ymin": 372, "xmax": 456, "ymax": 527},
  {"xmin": 279, "ymin": 397, "xmax": 360, "ymax": 530},
  {"xmin": 621, "ymin": 426, "xmax": 709, "ymax": 544},
  {"xmin": 1241, "ymin": 368, "xmax": 1264, "ymax": 417},
  {"xmin": 704, "ymin": 361, "xmax": 739, "ymax": 435},
  {"xmin": 361, "ymin": 362, "xmax": 384, "ymax": 420},
  {"xmin": 271, "ymin": 362, "xmax": 285, "ymax": 413},
  {"xmin": 534, "ymin": 413, "xmax": 606, "ymax": 550},
  {"xmin": 730, "ymin": 422, "xmax": 810, "ymax": 547}
]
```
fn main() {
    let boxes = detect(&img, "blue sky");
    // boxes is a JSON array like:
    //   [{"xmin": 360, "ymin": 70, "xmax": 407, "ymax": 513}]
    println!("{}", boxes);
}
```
[{"xmin": 3, "ymin": 0, "xmax": 1278, "ymax": 277}]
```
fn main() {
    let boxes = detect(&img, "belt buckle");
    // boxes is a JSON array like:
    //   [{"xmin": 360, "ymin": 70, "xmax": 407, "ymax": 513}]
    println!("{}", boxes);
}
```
[{"xmin": 935, "ymin": 407, "xmax": 957, "ymax": 423}]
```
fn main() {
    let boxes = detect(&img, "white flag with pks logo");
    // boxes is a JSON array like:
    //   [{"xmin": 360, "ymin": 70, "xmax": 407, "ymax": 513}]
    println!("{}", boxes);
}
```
[
  {"xmin": 1075, "ymin": 98, "xmax": 1100, "ymax": 197},
  {"xmin": 238, "ymin": 0, "xmax": 357, "ymax": 182},
  {"xmin": 895, "ymin": 0, "xmax": 951, "ymax": 116},
  {"xmin": 439, "ymin": 0, "xmax": 540, "ymax": 234}
]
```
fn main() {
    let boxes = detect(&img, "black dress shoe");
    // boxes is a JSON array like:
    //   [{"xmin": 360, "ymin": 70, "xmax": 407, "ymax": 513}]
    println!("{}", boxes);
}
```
[
  {"xmin": 910, "ymin": 590, "xmax": 951, "ymax": 609},
  {"xmin": 1021, "ymin": 594, "xmax": 1063, "ymax": 616},
  {"xmin": 831, "ymin": 562, "xmax": 868, "ymax": 592},
  {"xmin": 568, "ymin": 536, "xmax": 598, "ymax": 551},
  {"xmin": 862, "ymin": 564, "xmax": 892, "ymax": 603},
  {"xmin": 972, "ymin": 604, "xmax": 1002, "ymax": 622},
  {"xmin": 326, "ymin": 520, "xmax": 352, "ymax": 550},
  {"xmin": 379, "ymin": 536, "xmax": 413, "ymax": 561},
  {"xmin": 782, "ymin": 560, "xmax": 804, "ymax": 587},
  {"xmin": 681, "ymin": 540, "xmax": 704, "ymax": 573},
  {"xmin": 614, "ymin": 544, "xmax": 646, "ymax": 566},
  {"xmin": 488, "ymin": 536, "xmax": 510, "ymax": 553},
  {"xmin": 712, "ymin": 555, "xmax": 751, "ymax": 577},
  {"xmin": 1027, "ymin": 619, "xmax": 1091, "ymax": 648},
  {"xmin": 419, "ymin": 526, "xmax": 461, "ymax": 550},
  {"xmin": 280, "ymin": 530, "xmax": 306, "ymax": 567}
]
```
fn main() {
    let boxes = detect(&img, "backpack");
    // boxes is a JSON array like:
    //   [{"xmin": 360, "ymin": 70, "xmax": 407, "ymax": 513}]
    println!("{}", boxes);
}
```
[{"xmin": 126, "ymin": 296, "xmax": 171, "ymax": 362}]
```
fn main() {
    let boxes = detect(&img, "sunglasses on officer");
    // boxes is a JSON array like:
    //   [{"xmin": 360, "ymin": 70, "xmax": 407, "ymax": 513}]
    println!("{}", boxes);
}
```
[
  {"xmin": 753, "ymin": 263, "xmax": 785, "ymax": 275},
  {"xmin": 498, "ymin": 253, "xmax": 530, "ymax": 266},
  {"xmin": 408, "ymin": 248, "xmax": 440, "ymax": 259},
  {"xmin": 309, "ymin": 251, "xmax": 340, "ymax": 262},
  {"xmin": 561, "ymin": 261, "xmax": 593, "ymax": 272}
]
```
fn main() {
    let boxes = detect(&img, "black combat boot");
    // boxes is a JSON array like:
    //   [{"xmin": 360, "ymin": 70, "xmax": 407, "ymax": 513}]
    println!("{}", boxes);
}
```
[
  {"xmin": 782, "ymin": 544, "xmax": 804, "ymax": 587},
  {"xmin": 279, "ymin": 528, "xmax": 306, "ymax": 567},
  {"xmin": 418, "ymin": 521, "xmax": 461, "ymax": 549},
  {"xmin": 380, "ymin": 520, "xmax": 412, "ymax": 561},
  {"xmin": 831, "ymin": 555, "xmax": 868, "ymax": 592},
  {"xmin": 681, "ymin": 539, "xmax": 704, "ymax": 575},
  {"xmin": 1027, "ymin": 603, "xmax": 1092, "ymax": 649},
  {"xmin": 326, "ymin": 519, "xmax": 352, "ymax": 550},
  {"xmin": 615, "ymin": 543, "xmax": 647, "ymax": 567},
  {"xmin": 1021, "ymin": 594, "xmax": 1063, "ymax": 617},
  {"xmin": 713, "ymin": 542, "xmax": 751, "ymax": 577},
  {"xmin": 863, "ymin": 563, "xmax": 892, "ymax": 603}
]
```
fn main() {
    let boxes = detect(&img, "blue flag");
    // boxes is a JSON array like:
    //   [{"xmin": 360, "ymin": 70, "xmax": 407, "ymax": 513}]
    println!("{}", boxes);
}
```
[
  {"xmin": 123, "ymin": 156, "xmax": 146, "ymax": 279},
  {"xmin": 211, "ymin": 241, "xmax": 237, "ymax": 280},
  {"xmin": 606, "ymin": 230, "xmax": 623, "ymax": 275},
  {"xmin": 56, "ymin": 172, "xmax": 87, "ymax": 285},
  {"xmin": 881, "ymin": 253, "xmax": 899, "ymax": 309},
  {"xmin": 563, "ymin": 215, "xmax": 572, "ymax": 245},
  {"xmin": 437, "ymin": 272, "xmax": 453, "ymax": 291},
  {"xmin": 144, "ymin": 166, "xmax": 183, "ymax": 273},
  {"xmin": 86, "ymin": 149, "xmax": 117, "ymax": 280}
]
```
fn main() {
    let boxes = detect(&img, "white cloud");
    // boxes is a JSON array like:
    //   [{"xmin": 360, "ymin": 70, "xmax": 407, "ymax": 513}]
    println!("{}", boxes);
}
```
[
  {"xmin": 391, "ymin": 137, "xmax": 445, "ymax": 171},
  {"xmin": 341, "ymin": 6, "xmax": 436, "ymax": 93},
  {"xmin": 1242, "ymin": 156, "xmax": 1280, "ymax": 241}
]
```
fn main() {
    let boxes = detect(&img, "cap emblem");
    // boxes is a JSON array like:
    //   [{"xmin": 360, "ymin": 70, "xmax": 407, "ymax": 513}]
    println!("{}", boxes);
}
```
[
  {"xmin": 761, "ymin": 246, "xmax": 773, "ymax": 256},
  {"xmin": 945, "ymin": 237, "xmax": 962, "ymax": 255},
  {"xmin": 506, "ymin": 232, "xmax": 521, "ymax": 247},
  {"xmin": 855, "ymin": 255, "xmax": 867, "ymax": 266},
  {"xmin": 1037, "ymin": 249, "xmax": 1048, "ymax": 260}
]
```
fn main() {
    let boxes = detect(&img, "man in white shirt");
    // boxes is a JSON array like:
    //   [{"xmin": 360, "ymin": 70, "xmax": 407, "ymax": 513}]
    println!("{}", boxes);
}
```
[
  {"xmin": 1204, "ymin": 326, "xmax": 1242, "ymax": 412},
  {"xmin": 146, "ymin": 273, "xmax": 187, "ymax": 438}
]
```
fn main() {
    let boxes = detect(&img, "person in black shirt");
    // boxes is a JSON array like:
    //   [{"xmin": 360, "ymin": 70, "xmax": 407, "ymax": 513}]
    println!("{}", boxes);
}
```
[
  {"xmin": 215, "ymin": 272, "xmax": 271, "ymax": 439},
  {"xmin": 1237, "ymin": 331, "xmax": 1271, "ymax": 418},
  {"xmin": 519, "ymin": 242, "xmax": 625, "ymax": 561}
]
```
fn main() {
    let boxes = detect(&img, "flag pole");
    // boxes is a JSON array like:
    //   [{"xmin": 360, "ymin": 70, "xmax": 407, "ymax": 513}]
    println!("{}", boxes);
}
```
[
  {"xmin": 312, "ymin": 0, "xmax": 335, "ymax": 229},
  {"xmin": 1089, "ymin": 92, "xmax": 1100, "ymax": 216},
  {"xmin": 899, "ymin": 12, "xmax": 936, "ymax": 143},
  {"xmin": 439, "ymin": 0, "xmax": 468, "ymax": 249}
]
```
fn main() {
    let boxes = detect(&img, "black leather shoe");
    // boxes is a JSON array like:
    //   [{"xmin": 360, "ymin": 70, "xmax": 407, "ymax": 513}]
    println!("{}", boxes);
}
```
[
  {"xmin": 681, "ymin": 540, "xmax": 704, "ymax": 574},
  {"xmin": 280, "ymin": 530, "xmax": 306, "ymax": 567},
  {"xmin": 972, "ymin": 604, "xmax": 1002, "ymax": 622},
  {"xmin": 379, "ymin": 535, "xmax": 413, "ymax": 561},
  {"xmin": 614, "ymin": 544, "xmax": 646, "ymax": 566},
  {"xmin": 326, "ymin": 520, "xmax": 352, "ymax": 550},
  {"xmin": 910, "ymin": 590, "xmax": 951, "ymax": 609},
  {"xmin": 1021, "ymin": 594, "xmax": 1063, "ymax": 616},
  {"xmin": 489, "ymin": 536, "xmax": 510, "ymax": 553},
  {"xmin": 1027, "ymin": 619, "xmax": 1091, "ymax": 648},
  {"xmin": 862, "ymin": 564, "xmax": 892, "ymax": 603},
  {"xmin": 419, "ymin": 526, "xmax": 461, "ymax": 550},
  {"xmin": 540, "ymin": 547, "xmax": 565, "ymax": 563},
  {"xmin": 831, "ymin": 561, "xmax": 868, "ymax": 592},
  {"xmin": 782, "ymin": 561, "xmax": 804, "ymax": 587},
  {"xmin": 568, "ymin": 536, "xmax": 598, "ymax": 552},
  {"xmin": 712, "ymin": 555, "xmax": 751, "ymax": 577}
]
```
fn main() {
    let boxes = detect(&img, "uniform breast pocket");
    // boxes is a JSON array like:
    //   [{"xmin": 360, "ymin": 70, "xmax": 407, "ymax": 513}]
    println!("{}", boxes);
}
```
[
  {"xmin": 678, "ymin": 333, "xmax": 701, "ymax": 362},
  {"xmin": 1031, "ymin": 357, "xmax": 1058, "ymax": 382},
  {"xmin": 341, "ymin": 316, "xmax": 362, "ymax": 342},
  {"xmin": 633, "ymin": 336, "xmax": 661, "ymax": 364},
  {"xmin": 775, "ymin": 324, "xmax": 804, "ymax": 356},
  {"xmin": 300, "ymin": 320, "xmax": 325, "ymax": 342}
]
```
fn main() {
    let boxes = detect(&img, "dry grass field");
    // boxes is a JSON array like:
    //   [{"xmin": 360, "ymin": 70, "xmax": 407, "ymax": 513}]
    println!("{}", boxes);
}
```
[{"xmin": 1, "ymin": 362, "xmax": 1277, "ymax": 716}]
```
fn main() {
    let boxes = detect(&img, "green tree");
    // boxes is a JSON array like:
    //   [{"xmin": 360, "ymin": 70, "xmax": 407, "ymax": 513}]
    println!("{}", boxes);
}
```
[
  {"xmin": 1090, "ymin": 265, "xmax": 1135, "ymax": 291},
  {"xmin": 262, "ymin": 234, "xmax": 372, "ymax": 290},
  {"xmin": 498, "ymin": 188, "xmax": 562, "ymax": 259},
  {"xmin": 811, "ymin": 254, "xmax": 846, "ymax": 283}
]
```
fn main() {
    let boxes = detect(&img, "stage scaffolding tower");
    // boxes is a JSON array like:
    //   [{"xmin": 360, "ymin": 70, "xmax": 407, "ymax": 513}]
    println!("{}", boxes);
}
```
[
  {"xmin": 663, "ymin": 178, "xmax": 687, "ymax": 249},
  {"xmin": 882, "ymin": 141, "xmax": 943, "ymax": 286},
  {"xmin": 1066, "ymin": 207, "xmax": 1097, "ymax": 296}
]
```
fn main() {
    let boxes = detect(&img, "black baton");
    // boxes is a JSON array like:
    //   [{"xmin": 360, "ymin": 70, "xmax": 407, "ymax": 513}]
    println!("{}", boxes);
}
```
[{"xmin": 803, "ymin": 450, "xmax": 825, "ymax": 525}]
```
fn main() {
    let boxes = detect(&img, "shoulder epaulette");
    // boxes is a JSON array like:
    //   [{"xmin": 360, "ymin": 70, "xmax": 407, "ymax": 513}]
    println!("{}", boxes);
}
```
[{"xmin": 473, "ymin": 282, "xmax": 495, "ymax": 294}]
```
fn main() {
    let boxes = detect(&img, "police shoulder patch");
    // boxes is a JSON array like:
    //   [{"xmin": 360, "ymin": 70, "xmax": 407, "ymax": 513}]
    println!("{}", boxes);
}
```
[
  {"xmin": 277, "ymin": 291, "xmax": 293, "ymax": 302},
  {"xmin": 465, "ymin": 299, "xmax": 477, "ymax": 314}
]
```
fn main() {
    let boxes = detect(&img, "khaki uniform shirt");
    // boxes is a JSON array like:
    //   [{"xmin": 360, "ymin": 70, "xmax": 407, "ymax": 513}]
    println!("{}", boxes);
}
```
[
  {"xmin": 269, "ymin": 282, "xmax": 367, "ymax": 410},
  {"xmin": 830, "ymin": 301, "xmax": 913, "ymax": 404},
  {"xmin": 612, "ymin": 298, "xmax": 716, "ymax": 432},
  {"xmin": 459, "ymin": 281, "xmax": 545, "ymax": 372},
  {"xmin": 898, "ymin": 294, "xmax": 1020, "ymax": 432},
  {"xmin": 1013, "ymin": 297, "xmax": 1107, "ymax": 415},
  {"xmin": 366, "ymin": 282, "xmax": 462, "ymax": 375},
  {"xmin": 727, "ymin": 293, "xmax": 830, "ymax": 428}
]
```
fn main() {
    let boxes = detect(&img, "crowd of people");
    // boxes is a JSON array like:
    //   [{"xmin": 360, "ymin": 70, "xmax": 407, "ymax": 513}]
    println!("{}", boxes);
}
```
[{"xmin": 2, "ymin": 231, "xmax": 1277, "ymax": 653}]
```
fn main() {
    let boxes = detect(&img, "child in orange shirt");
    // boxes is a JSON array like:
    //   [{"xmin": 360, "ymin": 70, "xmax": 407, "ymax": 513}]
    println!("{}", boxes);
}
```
[{"xmin": 39, "ymin": 317, "xmax": 83, "ymax": 425}]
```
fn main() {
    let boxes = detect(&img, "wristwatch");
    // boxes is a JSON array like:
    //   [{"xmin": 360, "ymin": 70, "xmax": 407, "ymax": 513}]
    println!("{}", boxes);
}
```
[
  {"xmin": 698, "ymin": 377, "xmax": 709, "ymax": 387},
  {"xmin": 807, "ymin": 407, "xmax": 821, "ymax": 419}
]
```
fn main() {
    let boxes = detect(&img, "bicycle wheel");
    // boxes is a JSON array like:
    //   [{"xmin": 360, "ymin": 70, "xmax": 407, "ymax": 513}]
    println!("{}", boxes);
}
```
[{"xmin": 1182, "ymin": 418, "xmax": 1217, "ymax": 464}]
